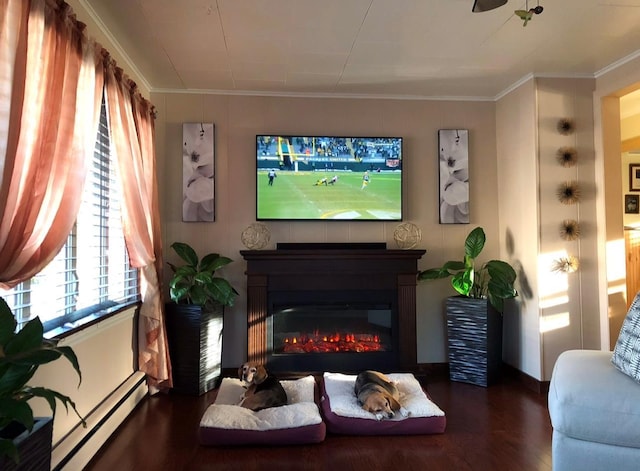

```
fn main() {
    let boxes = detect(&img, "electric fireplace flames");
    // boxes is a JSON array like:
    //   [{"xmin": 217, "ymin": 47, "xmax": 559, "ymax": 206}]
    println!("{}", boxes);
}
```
[
  {"xmin": 270, "ymin": 302, "xmax": 394, "ymax": 357},
  {"xmin": 281, "ymin": 331, "xmax": 385, "ymax": 354}
]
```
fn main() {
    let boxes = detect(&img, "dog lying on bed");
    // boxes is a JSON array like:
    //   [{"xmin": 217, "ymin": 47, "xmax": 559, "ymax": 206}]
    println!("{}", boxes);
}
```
[
  {"xmin": 354, "ymin": 370, "xmax": 410, "ymax": 420},
  {"xmin": 238, "ymin": 362, "xmax": 288, "ymax": 411}
]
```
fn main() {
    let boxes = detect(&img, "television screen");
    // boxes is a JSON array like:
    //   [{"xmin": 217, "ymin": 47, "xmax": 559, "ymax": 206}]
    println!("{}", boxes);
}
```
[{"xmin": 256, "ymin": 135, "xmax": 403, "ymax": 221}]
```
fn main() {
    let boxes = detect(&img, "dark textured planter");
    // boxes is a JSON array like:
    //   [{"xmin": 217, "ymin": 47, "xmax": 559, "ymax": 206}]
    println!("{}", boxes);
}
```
[
  {"xmin": 0, "ymin": 417, "xmax": 53, "ymax": 471},
  {"xmin": 446, "ymin": 296, "xmax": 503, "ymax": 387},
  {"xmin": 165, "ymin": 303, "xmax": 223, "ymax": 395}
]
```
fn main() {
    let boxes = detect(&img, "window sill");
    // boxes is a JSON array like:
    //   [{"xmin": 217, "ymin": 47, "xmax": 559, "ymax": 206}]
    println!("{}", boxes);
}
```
[{"xmin": 45, "ymin": 301, "xmax": 141, "ymax": 340}]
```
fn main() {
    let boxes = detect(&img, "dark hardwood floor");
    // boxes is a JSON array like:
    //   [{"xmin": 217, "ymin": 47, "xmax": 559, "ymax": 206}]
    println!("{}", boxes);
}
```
[{"xmin": 85, "ymin": 373, "xmax": 552, "ymax": 471}]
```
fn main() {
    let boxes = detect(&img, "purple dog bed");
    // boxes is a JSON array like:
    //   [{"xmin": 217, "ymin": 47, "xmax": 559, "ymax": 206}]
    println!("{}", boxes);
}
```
[
  {"xmin": 199, "ymin": 375, "xmax": 326, "ymax": 446},
  {"xmin": 320, "ymin": 372, "xmax": 446, "ymax": 436}
]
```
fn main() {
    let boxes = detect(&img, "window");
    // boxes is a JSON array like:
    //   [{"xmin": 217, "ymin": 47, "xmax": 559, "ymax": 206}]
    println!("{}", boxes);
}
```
[{"xmin": 2, "ymin": 93, "xmax": 140, "ymax": 335}]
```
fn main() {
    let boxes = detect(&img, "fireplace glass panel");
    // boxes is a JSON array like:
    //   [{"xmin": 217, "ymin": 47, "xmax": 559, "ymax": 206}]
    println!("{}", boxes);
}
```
[{"xmin": 270, "ymin": 303, "xmax": 393, "ymax": 355}]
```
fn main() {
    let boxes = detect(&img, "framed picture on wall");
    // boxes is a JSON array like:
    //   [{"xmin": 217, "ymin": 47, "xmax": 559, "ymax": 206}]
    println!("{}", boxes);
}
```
[
  {"xmin": 630, "ymin": 164, "xmax": 640, "ymax": 192},
  {"xmin": 438, "ymin": 129, "xmax": 469, "ymax": 224},
  {"xmin": 183, "ymin": 123, "xmax": 215, "ymax": 222},
  {"xmin": 626, "ymin": 194, "xmax": 640, "ymax": 214}
]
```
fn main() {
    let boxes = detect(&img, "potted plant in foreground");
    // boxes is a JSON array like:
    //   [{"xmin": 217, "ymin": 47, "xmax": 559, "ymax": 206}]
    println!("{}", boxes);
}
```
[
  {"xmin": 166, "ymin": 242, "xmax": 238, "ymax": 395},
  {"xmin": 0, "ymin": 296, "xmax": 85, "ymax": 469},
  {"xmin": 417, "ymin": 226, "xmax": 518, "ymax": 386}
]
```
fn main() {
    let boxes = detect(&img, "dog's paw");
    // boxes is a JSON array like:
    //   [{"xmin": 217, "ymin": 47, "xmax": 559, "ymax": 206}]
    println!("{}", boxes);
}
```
[
  {"xmin": 374, "ymin": 413, "xmax": 385, "ymax": 421},
  {"xmin": 399, "ymin": 407, "xmax": 410, "ymax": 417}
]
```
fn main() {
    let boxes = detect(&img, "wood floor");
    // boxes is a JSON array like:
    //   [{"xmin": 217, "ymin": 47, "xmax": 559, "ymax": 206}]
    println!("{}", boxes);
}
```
[{"xmin": 85, "ymin": 373, "xmax": 553, "ymax": 471}]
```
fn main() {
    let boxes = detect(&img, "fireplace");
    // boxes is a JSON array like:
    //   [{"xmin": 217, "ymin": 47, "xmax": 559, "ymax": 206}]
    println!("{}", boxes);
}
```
[
  {"xmin": 267, "ymin": 290, "xmax": 398, "ymax": 371},
  {"xmin": 240, "ymin": 245, "xmax": 425, "ymax": 374}
]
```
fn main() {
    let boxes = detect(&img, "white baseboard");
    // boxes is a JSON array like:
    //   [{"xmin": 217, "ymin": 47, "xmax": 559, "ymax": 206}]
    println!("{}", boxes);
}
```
[{"xmin": 52, "ymin": 371, "xmax": 148, "ymax": 470}]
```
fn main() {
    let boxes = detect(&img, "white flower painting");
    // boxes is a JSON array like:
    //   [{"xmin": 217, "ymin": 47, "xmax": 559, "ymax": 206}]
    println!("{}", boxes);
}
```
[
  {"xmin": 438, "ymin": 129, "xmax": 469, "ymax": 224},
  {"xmin": 183, "ymin": 123, "xmax": 215, "ymax": 222}
]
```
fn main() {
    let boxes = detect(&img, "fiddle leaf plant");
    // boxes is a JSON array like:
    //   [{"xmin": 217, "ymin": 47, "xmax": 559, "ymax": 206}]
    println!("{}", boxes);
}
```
[
  {"xmin": 167, "ymin": 242, "xmax": 239, "ymax": 308},
  {"xmin": 417, "ymin": 226, "xmax": 517, "ymax": 313},
  {"xmin": 0, "ymin": 296, "xmax": 86, "ymax": 464}
]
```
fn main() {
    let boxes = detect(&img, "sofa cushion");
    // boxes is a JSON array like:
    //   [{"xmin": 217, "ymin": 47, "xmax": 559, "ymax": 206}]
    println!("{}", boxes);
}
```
[
  {"xmin": 612, "ymin": 292, "xmax": 640, "ymax": 383},
  {"xmin": 549, "ymin": 350, "xmax": 640, "ymax": 448}
]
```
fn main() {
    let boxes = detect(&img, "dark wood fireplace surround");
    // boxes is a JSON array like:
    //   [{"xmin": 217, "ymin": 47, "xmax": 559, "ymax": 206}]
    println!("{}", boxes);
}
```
[{"xmin": 240, "ymin": 246, "xmax": 425, "ymax": 373}]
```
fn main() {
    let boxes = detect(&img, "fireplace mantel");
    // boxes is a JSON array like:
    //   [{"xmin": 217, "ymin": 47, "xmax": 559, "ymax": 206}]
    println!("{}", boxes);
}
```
[{"xmin": 240, "ymin": 247, "xmax": 425, "ymax": 372}]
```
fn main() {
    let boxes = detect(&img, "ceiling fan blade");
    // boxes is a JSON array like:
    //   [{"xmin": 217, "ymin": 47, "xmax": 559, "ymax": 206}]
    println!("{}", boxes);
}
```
[{"xmin": 472, "ymin": 0, "xmax": 509, "ymax": 12}]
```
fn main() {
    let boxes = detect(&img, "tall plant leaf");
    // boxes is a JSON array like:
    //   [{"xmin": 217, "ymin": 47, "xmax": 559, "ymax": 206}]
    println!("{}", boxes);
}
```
[
  {"xmin": 464, "ymin": 227, "xmax": 486, "ymax": 259},
  {"xmin": 0, "ymin": 298, "xmax": 16, "ymax": 346},
  {"xmin": 167, "ymin": 242, "xmax": 238, "ymax": 308},
  {"xmin": 23, "ymin": 387, "xmax": 86, "ymax": 426},
  {"xmin": 4, "ymin": 317, "xmax": 45, "ymax": 355},
  {"xmin": 171, "ymin": 242, "xmax": 198, "ymax": 266},
  {"xmin": 417, "ymin": 226, "xmax": 518, "ymax": 313}
]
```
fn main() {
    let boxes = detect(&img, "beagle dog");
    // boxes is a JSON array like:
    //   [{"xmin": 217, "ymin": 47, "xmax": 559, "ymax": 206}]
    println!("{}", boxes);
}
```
[
  {"xmin": 238, "ymin": 362, "xmax": 288, "ymax": 411},
  {"xmin": 354, "ymin": 370, "xmax": 410, "ymax": 421}
]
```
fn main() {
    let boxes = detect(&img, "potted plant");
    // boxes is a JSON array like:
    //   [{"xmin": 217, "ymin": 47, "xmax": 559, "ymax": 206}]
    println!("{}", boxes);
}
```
[
  {"xmin": 166, "ymin": 242, "xmax": 238, "ymax": 395},
  {"xmin": 417, "ymin": 226, "xmax": 517, "ymax": 386},
  {"xmin": 0, "ymin": 296, "xmax": 85, "ymax": 468}
]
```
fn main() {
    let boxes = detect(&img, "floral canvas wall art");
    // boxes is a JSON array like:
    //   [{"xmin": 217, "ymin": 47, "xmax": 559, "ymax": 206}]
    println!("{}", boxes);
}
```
[
  {"xmin": 438, "ymin": 129, "xmax": 469, "ymax": 224},
  {"xmin": 183, "ymin": 123, "xmax": 215, "ymax": 222}
]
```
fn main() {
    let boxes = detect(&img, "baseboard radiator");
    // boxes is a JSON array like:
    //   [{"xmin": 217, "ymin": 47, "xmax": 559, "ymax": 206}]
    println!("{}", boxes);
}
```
[{"xmin": 51, "ymin": 371, "xmax": 148, "ymax": 470}]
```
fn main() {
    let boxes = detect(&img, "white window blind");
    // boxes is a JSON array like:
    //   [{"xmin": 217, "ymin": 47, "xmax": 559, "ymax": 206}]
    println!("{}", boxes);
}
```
[{"xmin": 2, "ymin": 93, "xmax": 140, "ymax": 334}]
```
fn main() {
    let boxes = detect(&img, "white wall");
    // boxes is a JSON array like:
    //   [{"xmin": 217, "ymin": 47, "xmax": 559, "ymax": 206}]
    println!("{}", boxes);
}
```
[
  {"xmin": 496, "ymin": 79, "xmax": 541, "ymax": 380},
  {"xmin": 496, "ymin": 77, "xmax": 601, "ymax": 381},
  {"xmin": 152, "ymin": 92, "xmax": 501, "ymax": 367},
  {"xmin": 29, "ymin": 308, "xmax": 143, "ymax": 469},
  {"xmin": 536, "ymin": 78, "xmax": 600, "ymax": 379}
]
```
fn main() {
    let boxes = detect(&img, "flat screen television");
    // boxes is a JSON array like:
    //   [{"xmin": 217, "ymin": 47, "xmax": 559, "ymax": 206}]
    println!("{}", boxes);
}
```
[{"xmin": 256, "ymin": 135, "xmax": 403, "ymax": 221}]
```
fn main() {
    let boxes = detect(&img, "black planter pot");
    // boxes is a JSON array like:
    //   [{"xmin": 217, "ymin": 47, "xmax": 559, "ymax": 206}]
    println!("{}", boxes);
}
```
[
  {"xmin": 165, "ymin": 303, "xmax": 224, "ymax": 395},
  {"xmin": 445, "ymin": 296, "xmax": 503, "ymax": 387},
  {"xmin": 0, "ymin": 417, "xmax": 53, "ymax": 471}
]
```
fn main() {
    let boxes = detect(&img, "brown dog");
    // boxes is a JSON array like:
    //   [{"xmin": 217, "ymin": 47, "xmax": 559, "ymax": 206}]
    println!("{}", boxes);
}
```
[
  {"xmin": 238, "ymin": 362, "xmax": 288, "ymax": 411},
  {"xmin": 354, "ymin": 370, "xmax": 410, "ymax": 420}
]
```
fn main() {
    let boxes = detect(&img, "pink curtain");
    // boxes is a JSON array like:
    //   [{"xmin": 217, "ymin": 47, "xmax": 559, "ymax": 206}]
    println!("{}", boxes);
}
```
[
  {"xmin": 104, "ymin": 60, "xmax": 171, "ymax": 391},
  {"xmin": 0, "ymin": 0, "xmax": 104, "ymax": 289}
]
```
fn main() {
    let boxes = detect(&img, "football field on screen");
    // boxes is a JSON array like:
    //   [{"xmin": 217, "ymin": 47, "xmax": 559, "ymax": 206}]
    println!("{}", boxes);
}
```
[{"xmin": 257, "ymin": 171, "xmax": 401, "ymax": 220}]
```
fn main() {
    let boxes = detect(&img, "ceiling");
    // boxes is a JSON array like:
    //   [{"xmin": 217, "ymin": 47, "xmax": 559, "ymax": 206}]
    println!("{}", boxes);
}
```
[{"xmin": 82, "ymin": 0, "xmax": 640, "ymax": 100}]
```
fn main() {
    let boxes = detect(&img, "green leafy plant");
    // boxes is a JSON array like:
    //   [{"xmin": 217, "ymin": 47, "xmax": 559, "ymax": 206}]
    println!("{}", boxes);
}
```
[
  {"xmin": 417, "ymin": 226, "xmax": 517, "ymax": 312},
  {"xmin": 167, "ymin": 242, "xmax": 239, "ymax": 308},
  {"xmin": 0, "ymin": 296, "xmax": 86, "ymax": 464}
]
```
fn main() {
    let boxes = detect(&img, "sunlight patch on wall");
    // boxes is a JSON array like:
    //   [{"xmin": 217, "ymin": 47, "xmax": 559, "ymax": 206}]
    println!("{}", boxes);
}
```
[
  {"xmin": 538, "ymin": 250, "xmax": 572, "ymax": 333},
  {"xmin": 539, "ymin": 250, "xmax": 570, "ymax": 309},
  {"xmin": 606, "ymin": 238, "xmax": 626, "ymax": 296},
  {"xmin": 540, "ymin": 312, "xmax": 571, "ymax": 333},
  {"xmin": 539, "ymin": 294, "xmax": 570, "ymax": 309}
]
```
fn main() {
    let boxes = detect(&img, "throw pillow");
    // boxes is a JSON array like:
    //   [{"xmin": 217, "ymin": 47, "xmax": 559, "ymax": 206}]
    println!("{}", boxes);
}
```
[{"xmin": 612, "ymin": 292, "xmax": 640, "ymax": 383}]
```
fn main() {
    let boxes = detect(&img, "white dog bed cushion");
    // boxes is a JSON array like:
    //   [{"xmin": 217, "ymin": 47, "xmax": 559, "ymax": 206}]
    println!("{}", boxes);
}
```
[
  {"xmin": 320, "ymin": 372, "xmax": 446, "ymax": 435},
  {"xmin": 199, "ymin": 375, "xmax": 326, "ymax": 446}
]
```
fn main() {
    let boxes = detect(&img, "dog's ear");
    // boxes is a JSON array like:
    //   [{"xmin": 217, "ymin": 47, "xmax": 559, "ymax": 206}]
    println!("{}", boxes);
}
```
[
  {"xmin": 238, "ymin": 363, "xmax": 246, "ymax": 379},
  {"xmin": 386, "ymin": 393, "xmax": 402, "ymax": 412}
]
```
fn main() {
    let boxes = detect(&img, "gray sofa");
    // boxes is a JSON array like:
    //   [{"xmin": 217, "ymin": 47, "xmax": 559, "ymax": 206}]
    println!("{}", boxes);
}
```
[{"xmin": 548, "ymin": 349, "xmax": 640, "ymax": 470}]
